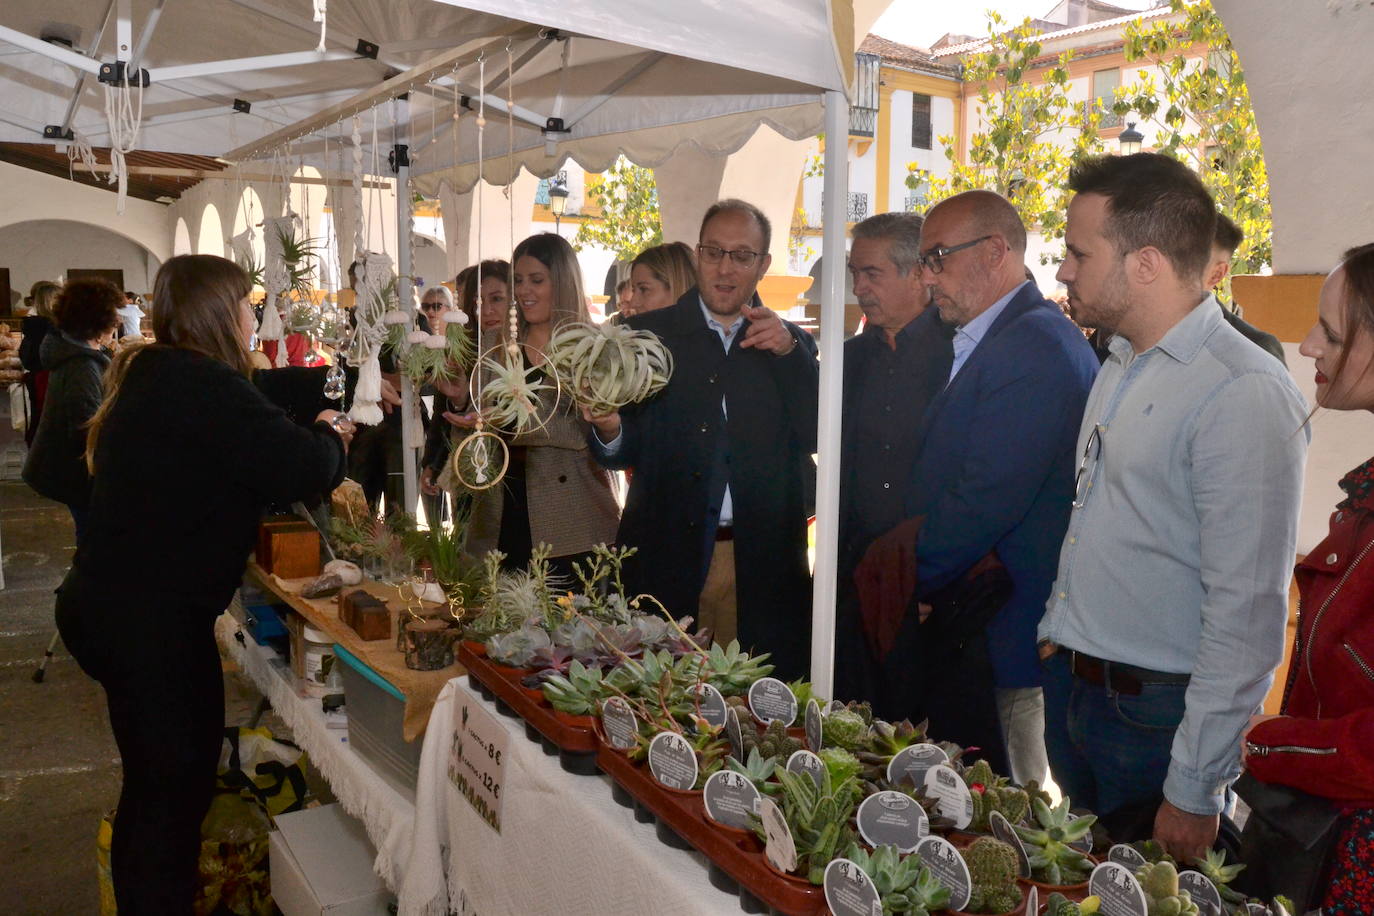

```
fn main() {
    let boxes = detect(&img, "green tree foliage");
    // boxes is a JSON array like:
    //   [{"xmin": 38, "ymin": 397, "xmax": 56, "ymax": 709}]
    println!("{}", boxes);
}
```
[
  {"xmin": 906, "ymin": 11, "xmax": 1105, "ymax": 239},
  {"xmin": 1114, "ymin": 0, "xmax": 1271, "ymax": 272},
  {"xmin": 572, "ymin": 157, "xmax": 663, "ymax": 261}
]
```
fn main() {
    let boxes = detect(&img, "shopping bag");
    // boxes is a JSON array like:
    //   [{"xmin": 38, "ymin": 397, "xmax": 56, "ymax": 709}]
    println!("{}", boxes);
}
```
[{"xmin": 216, "ymin": 726, "xmax": 308, "ymax": 817}]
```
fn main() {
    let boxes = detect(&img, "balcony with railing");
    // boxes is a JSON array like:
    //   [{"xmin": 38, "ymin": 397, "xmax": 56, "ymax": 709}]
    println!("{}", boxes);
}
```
[
  {"xmin": 849, "ymin": 52, "xmax": 880, "ymax": 137},
  {"xmin": 1081, "ymin": 99, "xmax": 1122, "ymax": 130},
  {"xmin": 847, "ymin": 192, "xmax": 869, "ymax": 223}
]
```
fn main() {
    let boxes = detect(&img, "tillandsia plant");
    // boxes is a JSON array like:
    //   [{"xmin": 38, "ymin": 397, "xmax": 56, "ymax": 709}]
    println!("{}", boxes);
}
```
[
  {"xmin": 1135, "ymin": 861, "xmax": 1200, "ymax": 916},
  {"xmin": 960, "ymin": 837, "xmax": 1023, "ymax": 915},
  {"xmin": 1014, "ymin": 797, "xmax": 1095, "ymax": 886},
  {"xmin": 477, "ymin": 355, "xmax": 555, "ymax": 434},
  {"xmin": 756, "ymin": 764, "xmax": 860, "ymax": 885},
  {"xmin": 288, "ymin": 301, "xmax": 322, "ymax": 336},
  {"xmin": 274, "ymin": 222, "xmax": 320, "ymax": 303},
  {"xmin": 842, "ymin": 843, "xmax": 952, "ymax": 916},
  {"xmin": 963, "ymin": 758, "xmax": 1031, "ymax": 832},
  {"xmin": 544, "ymin": 321, "xmax": 674, "ymax": 415}
]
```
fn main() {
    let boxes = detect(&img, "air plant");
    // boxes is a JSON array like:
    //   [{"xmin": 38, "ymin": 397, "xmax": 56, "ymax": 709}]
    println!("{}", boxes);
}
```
[
  {"xmin": 477, "ymin": 355, "xmax": 555, "ymax": 434},
  {"xmin": 274, "ymin": 222, "xmax": 320, "ymax": 303},
  {"xmin": 545, "ymin": 321, "xmax": 674, "ymax": 415},
  {"xmin": 288, "ymin": 301, "xmax": 321, "ymax": 335}
]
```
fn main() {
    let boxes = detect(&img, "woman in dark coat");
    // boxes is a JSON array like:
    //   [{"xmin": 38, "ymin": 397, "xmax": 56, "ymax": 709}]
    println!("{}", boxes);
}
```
[
  {"xmin": 55, "ymin": 255, "xmax": 354, "ymax": 914},
  {"xmin": 21, "ymin": 279, "xmax": 121, "ymax": 538},
  {"xmin": 18, "ymin": 280, "xmax": 60, "ymax": 446}
]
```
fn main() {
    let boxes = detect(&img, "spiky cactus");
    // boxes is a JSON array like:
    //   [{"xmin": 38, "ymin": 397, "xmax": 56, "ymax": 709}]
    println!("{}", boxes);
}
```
[
  {"xmin": 1137, "ymin": 860, "xmax": 1200, "ymax": 916},
  {"xmin": 1014, "ymin": 796, "xmax": 1096, "ymax": 885},
  {"xmin": 963, "ymin": 759, "xmax": 1031, "ymax": 832},
  {"xmin": 961, "ymin": 836, "xmax": 1023, "ymax": 914}
]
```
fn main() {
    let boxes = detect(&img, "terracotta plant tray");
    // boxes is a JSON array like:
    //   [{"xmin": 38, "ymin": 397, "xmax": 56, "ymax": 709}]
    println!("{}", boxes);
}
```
[
  {"xmin": 456, "ymin": 641, "xmax": 600, "ymax": 775},
  {"xmin": 596, "ymin": 743, "xmax": 828, "ymax": 916}
]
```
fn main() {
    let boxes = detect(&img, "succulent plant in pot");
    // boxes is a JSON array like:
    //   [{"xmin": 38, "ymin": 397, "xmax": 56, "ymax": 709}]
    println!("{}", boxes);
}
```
[
  {"xmin": 1190, "ymin": 848, "xmax": 1247, "ymax": 909},
  {"xmin": 1013, "ymin": 797, "xmax": 1095, "ymax": 887},
  {"xmin": 1044, "ymin": 892, "xmax": 1101, "ymax": 916},
  {"xmin": 855, "ymin": 717, "xmax": 928, "ymax": 780},
  {"xmin": 959, "ymin": 836, "xmax": 1024, "ymax": 915},
  {"xmin": 1136, "ymin": 860, "xmax": 1199, "ymax": 916},
  {"xmin": 755, "ymin": 765, "xmax": 860, "ymax": 885},
  {"xmin": 822, "ymin": 706, "xmax": 871, "ymax": 752},
  {"xmin": 962, "ymin": 759, "xmax": 1031, "ymax": 832},
  {"xmin": 726, "ymin": 748, "xmax": 782, "ymax": 794},
  {"xmin": 539, "ymin": 659, "xmax": 610, "ymax": 716},
  {"xmin": 842, "ymin": 842, "xmax": 951, "ymax": 916},
  {"xmin": 484, "ymin": 624, "xmax": 551, "ymax": 668}
]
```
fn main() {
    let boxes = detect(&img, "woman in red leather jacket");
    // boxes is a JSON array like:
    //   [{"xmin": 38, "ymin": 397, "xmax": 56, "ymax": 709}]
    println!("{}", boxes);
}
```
[{"xmin": 1243, "ymin": 243, "xmax": 1374, "ymax": 913}]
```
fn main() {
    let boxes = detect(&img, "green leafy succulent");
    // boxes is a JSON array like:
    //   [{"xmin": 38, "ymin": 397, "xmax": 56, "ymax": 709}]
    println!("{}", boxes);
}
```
[
  {"xmin": 1191, "ymin": 848, "xmax": 1247, "ymax": 906},
  {"xmin": 842, "ymin": 842, "xmax": 951, "ymax": 916},
  {"xmin": 1014, "ymin": 797, "xmax": 1096, "ymax": 886},
  {"xmin": 757, "ymin": 765, "xmax": 859, "ymax": 885},
  {"xmin": 726, "ymin": 748, "xmax": 781, "ymax": 793},
  {"xmin": 539, "ymin": 659, "xmax": 609, "ymax": 716}
]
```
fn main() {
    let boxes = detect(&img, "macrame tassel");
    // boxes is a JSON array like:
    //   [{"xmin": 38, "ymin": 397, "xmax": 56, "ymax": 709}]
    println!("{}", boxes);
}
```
[
  {"xmin": 312, "ymin": 0, "xmax": 328, "ymax": 53},
  {"xmin": 350, "ymin": 354, "xmax": 383, "ymax": 425},
  {"xmin": 404, "ymin": 396, "xmax": 425, "ymax": 449},
  {"xmin": 258, "ymin": 294, "xmax": 284, "ymax": 341}
]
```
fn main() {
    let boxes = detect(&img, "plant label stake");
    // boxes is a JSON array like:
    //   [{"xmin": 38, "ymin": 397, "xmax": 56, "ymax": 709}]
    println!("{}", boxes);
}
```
[
  {"xmin": 1025, "ymin": 886, "xmax": 1038, "ymax": 916},
  {"xmin": 988, "ymin": 810, "xmax": 1032, "ymax": 878},
  {"xmin": 1067, "ymin": 811, "xmax": 1093, "ymax": 853},
  {"xmin": 758, "ymin": 796, "xmax": 798, "ymax": 875},
  {"xmin": 805, "ymin": 698, "xmax": 823, "ymax": 751},
  {"xmin": 856, "ymin": 790, "xmax": 928, "ymax": 852},
  {"xmin": 648, "ymin": 731, "xmax": 698, "ymax": 791},
  {"xmin": 886, "ymin": 742, "xmax": 949, "ymax": 788},
  {"xmin": 600, "ymin": 697, "xmax": 638, "ymax": 751},
  {"xmin": 915, "ymin": 835, "xmax": 971, "ymax": 912},
  {"xmin": 1178, "ymin": 870, "xmax": 1223, "ymax": 916},
  {"xmin": 703, "ymin": 770, "xmax": 761, "ymax": 831},
  {"xmin": 1107, "ymin": 844, "xmax": 1147, "ymax": 872},
  {"xmin": 690, "ymin": 682, "xmax": 729, "ymax": 729},
  {"xmin": 921, "ymin": 763, "xmax": 974, "ymax": 829},
  {"xmin": 725, "ymin": 706, "xmax": 744, "ymax": 761},
  {"xmin": 785, "ymin": 749, "xmax": 826, "ymax": 791},
  {"xmin": 823, "ymin": 858, "xmax": 883, "ymax": 916},
  {"xmin": 1088, "ymin": 861, "xmax": 1148, "ymax": 916},
  {"xmin": 1244, "ymin": 904, "xmax": 1274, "ymax": 916},
  {"xmin": 747, "ymin": 677, "xmax": 798, "ymax": 726}
]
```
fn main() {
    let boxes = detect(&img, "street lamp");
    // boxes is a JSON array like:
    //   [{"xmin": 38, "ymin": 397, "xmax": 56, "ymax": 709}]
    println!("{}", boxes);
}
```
[
  {"xmin": 1118, "ymin": 122, "xmax": 1145, "ymax": 156},
  {"xmin": 548, "ymin": 180, "xmax": 570, "ymax": 234}
]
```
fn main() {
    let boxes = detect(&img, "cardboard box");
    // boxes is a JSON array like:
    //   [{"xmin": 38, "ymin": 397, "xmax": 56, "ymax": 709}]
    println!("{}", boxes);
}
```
[{"xmin": 269, "ymin": 804, "xmax": 393, "ymax": 916}]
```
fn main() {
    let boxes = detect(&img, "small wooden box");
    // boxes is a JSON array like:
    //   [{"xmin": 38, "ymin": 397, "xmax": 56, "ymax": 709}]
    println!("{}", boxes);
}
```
[
  {"xmin": 256, "ymin": 516, "xmax": 320, "ymax": 579},
  {"xmin": 339, "ymin": 589, "xmax": 391, "ymax": 641}
]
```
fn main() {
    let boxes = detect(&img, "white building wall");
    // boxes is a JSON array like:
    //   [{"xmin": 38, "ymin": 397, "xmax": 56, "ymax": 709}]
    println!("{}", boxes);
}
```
[
  {"xmin": 886, "ymin": 91, "xmax": 957, "ymax": 213},
  {"xmin": 849, "ymin": 141, "xmax": 878, "ymax": 223},
  {"xmin": 0, "ymin": 220, "xmax": 161, "ymax": 299}
]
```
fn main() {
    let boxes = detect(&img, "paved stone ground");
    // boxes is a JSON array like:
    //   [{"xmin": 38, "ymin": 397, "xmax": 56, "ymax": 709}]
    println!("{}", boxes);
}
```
[{"xmin": 0, "ymin": 481, "xmax": 324, "ymax": 914}]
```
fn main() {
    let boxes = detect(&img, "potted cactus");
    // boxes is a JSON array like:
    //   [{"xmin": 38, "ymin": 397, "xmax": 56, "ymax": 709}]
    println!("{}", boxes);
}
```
[
  {"xmin": 955, "ymin": 836, "xmax": 1027, "ymax": 915},
  {"xmin": 963, "ymin": 759, "xmax": 1031, "ymax": 833},
  {"xmin": 1136, "ymin": 860, "xmax": 1200, "ymax": 916},
  {"xmin": 1043, "ymin": 892, "xmax": 1101, "ymax": 916},
  {"xmin": 842, "ymin": 842, "xmax": 951, "ymax": 915},
  {"xmin": 1013, "ymin": 797, "xmax": 1096, "ymax": 890}
]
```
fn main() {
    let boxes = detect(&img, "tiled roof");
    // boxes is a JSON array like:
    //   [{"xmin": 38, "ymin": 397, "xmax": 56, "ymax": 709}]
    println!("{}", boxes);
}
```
[
  {"xmin": 931, "ymin": 6, "xmax": 1175, "ymax": 59},
  {"xmin": 859, "ymin": 34, "xmax": 960, "ymax": 76}
]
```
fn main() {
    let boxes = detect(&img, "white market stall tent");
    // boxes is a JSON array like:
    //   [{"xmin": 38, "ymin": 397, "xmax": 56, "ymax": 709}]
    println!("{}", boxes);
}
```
[{"xmin": 0, "ymin": 0, "xmax": 852, "ymax": 689}]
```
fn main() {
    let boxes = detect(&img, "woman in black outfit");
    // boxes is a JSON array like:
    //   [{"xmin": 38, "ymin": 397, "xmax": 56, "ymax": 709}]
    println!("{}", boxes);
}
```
[
  {"xmin": 55, "ymin": 255, "xmax": 354, "ymax": 914},
  {"xmin": 19, "ymin": 280, "xmax": 61, "ymax": 446}
]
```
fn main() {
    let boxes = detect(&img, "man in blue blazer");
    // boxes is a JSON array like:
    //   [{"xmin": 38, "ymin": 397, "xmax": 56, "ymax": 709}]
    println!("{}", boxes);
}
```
[{"xmin": 863, "ymin": 190, "xmax": 1098, "ymax": 782}]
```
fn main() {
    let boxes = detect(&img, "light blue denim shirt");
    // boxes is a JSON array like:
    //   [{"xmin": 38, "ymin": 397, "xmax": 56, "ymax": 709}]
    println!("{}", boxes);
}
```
[
  {"xmin": 1038, "ymin": 295, "xmax": 1309, "ymax": 815},
  {"xmin": 948, "ymin": 281, "xmax": 1028, "ymax": 383}
]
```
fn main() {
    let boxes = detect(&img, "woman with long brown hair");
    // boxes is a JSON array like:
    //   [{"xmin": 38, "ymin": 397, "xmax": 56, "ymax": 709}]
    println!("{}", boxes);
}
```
[
  {"xmin": 462, "ymin": 235, "xmax": 619, "ymax": 576},
  {"xmin": 56, "ymin": 254, "xmax": 352, "ymax": 914}
]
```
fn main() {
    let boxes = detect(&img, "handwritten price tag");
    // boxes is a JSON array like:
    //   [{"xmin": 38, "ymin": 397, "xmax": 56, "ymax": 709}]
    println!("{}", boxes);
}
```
[{"xmin": 447, "ymin": 692, "xmax": 510, "ymax": 832}]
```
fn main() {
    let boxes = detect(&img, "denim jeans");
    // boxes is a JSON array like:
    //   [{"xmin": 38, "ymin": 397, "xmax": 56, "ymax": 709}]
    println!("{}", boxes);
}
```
[{"xmin": 1041, "ymin": 651, "xmax": 1187, "ymax": 828}]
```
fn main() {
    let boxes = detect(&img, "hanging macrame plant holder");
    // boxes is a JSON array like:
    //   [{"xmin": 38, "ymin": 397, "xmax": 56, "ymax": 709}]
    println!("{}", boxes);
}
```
[{"xmin": 259, "ymin": 214, "xmax": 297, "ymax": 367}]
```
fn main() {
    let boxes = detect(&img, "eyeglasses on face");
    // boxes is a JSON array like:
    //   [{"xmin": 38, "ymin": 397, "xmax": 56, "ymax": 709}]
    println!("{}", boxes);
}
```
[
  {"xmin": 421, "ymin": 301, "xmax": 445, "ymax": 311},
  {"xmin": 919, "ymin": 235, "xmax": 994, "ymax": 275},
  {"xmin": 697, "ymin": 244, "xmax": 762, "ymax": 268}
]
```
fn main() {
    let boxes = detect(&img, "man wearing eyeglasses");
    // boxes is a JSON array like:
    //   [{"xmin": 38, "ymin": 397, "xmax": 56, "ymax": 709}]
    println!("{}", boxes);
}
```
[
  {"xmin": 1038, "ymin": 154, "xmax": 1308, "ymax": 861},
  {"xmin": 586, "ymin": 199, "xmax": 819, "ymax": 680},
  {"xmin": 860, "ymin": 189, "xmax": 1098, "ymax": 782}
]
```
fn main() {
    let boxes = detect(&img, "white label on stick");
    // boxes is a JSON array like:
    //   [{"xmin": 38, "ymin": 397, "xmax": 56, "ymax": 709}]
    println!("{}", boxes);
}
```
[
  {"xmin": 988, "ymin": 810, "xmax": 1032, "ymax": 878},
  {"xmin": 600, "ymin": 697, "xmax": 638, "ymax": 751},
  {"xmin": 725, "ymin": 706, "xmax": 744, "ymax": 760},
  {"xmin": 1178, "ymin": 870, "xmax": 1223, "ymax": 916},
  {"xmin": 1089, "ymin": 861, "xmax": 1149, "ymax": 916},
  {"xmin": 1026, "ymin": 886, "xmax": 1038, "ymax": 916},
  {"xmin": 648, "ymin": 731, "xmax": 698, "ymax": 791},
  {"xmin": 921, "ymin": 764, "xmax": 974, "ymax": 829},
  {"xmin": 1107, "ymin": 843, "xmax": 1147, "ymax": 872},
  {"xmin": 748, "ymin": 677, "xmax": 798, "ymax": 725},
  {"xmin": 785, "ymin": 749, "xmax": 826, "ymax": 791},
  {"xmin": 856, "ymin": 790, "xmax": 928, "ymax": 852},
  {"xmin": 690, "ymin": 682, "xmax": 729, "ymax": 729},
  {"xmin": 915, "ymin": 835, "xmax": 971, "ymax": 912},
  {"xmin": 805, "ymin": 698, "xmax": 823, "ymax": 751},
  {"xmin": 886, "ymin": 743, "xmax": 949, "ymax": 787},
  {"xmin": 446, "ymin": 692, "xmax": 509, "ymax": 833},
  {"xmin": 823, "ymin": 858, "xmax": 883, "ymax": 916},
  {"xmin": 759, "ymin": 796, "xmax": 798, "ymax": 874},
  {"xmin": 703, "ymin": 770, "xmax": 761, "ymax": 831}
]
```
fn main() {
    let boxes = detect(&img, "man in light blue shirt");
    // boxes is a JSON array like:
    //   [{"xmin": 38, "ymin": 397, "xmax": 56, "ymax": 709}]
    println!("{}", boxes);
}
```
[{"xmin": 1039, "ymin": 153, "xmax": 1308, "ymax": 862}]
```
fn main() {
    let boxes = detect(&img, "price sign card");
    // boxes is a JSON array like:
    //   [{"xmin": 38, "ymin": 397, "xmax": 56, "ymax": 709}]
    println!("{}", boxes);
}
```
[
  {"xmin": 447, "ymin": 694, "xmax": 510, "ymax": 832},
  {"xmin": 856, "ymin": 790, "xmax": 929, "ymax": 852},
  {"xmin": 600, "ymin": 697, "xmax": 639, "ymax": 751},
  {"xmin": 988, "ymin": 810, "xmax": 1031, "ymax": 878},
  {"xmin": 1178, "ymin": 870, "xmax": 1223, "ymax": 916},
  {"xmin": 1089, "ymin": 861, "xmax": 1148, "ymax": 916},
  {"xmin": 886, "ymin": 743, "xmax": 949, "ymax": 788},
  {"xmin": 921, "ymin": 763, "xmax": 974, "ymax": 829},
  {"xmin": 915, "ymin": 835, "xmax": 971, "ymax": 912},
  {"xmin": 805, "ymin": 698, "xmax": 823, "ymax": 751},
  {"xmin": 690, "ymin": 682, "xmax": 729, "ymax": 729},
  {"xmin": 703, "ymin": 770, "xmax": 761, "ymax": 830},
  {"xmin": 648, "ymin": 731, "xmax": 699, "ymax": 790},
  {"xmin": 786, "ymin": 749, "xmax": 826, "ymax": 791},
  {"xmin": 748, "ymin": 677, "xmax": 798, "ymax": 725},
  {"xmin": 1107, "ymin": 843, "xmax": 1147, "ymax": 872},
  {"xmin": 824, "ymin": 858, "xmax": 883, "ymax": 916}
]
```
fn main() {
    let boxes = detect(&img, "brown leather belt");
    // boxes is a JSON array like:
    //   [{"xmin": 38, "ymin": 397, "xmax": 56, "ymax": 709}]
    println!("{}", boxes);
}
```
[
  {"xmin": 1059, "ymin": 647, "xmax": 1190, "ymax": 697},
  {"xmin": 715, "ymin": 526, "xmax": 734, "ymax": 542}
]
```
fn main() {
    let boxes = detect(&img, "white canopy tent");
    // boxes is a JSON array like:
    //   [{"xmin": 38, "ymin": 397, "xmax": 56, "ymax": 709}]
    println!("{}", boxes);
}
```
[{"xmin": 0, "ymin": 0, "xmax": 853, "ymax": 696}]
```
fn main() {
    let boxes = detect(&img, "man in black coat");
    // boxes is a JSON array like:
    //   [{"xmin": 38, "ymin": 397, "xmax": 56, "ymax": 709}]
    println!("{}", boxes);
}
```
[{"xmin": 587, "ymin": 200, "xmax": 819, "ymax": 679}]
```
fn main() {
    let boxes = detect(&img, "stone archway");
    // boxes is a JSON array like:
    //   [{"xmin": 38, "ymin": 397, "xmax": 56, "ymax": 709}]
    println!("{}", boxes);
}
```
[{"xmin": 0, "ymin": 218, "xmax": 163, "ymax": 298}]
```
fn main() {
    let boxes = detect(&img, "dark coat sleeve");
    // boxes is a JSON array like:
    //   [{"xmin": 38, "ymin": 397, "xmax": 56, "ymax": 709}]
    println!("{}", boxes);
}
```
[
  {"xmin": 251, "ymin": 365, "xmax": 359, "ymax": 426},
  {"xmin": 19, "ymin": 318, "xmax": 50, "ymax": 372}
]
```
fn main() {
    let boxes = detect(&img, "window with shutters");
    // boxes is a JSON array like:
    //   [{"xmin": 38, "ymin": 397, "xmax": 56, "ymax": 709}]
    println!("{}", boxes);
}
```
[{"xmin": 911, "ymin": 94, "xmax": 932, "ymax": 150}]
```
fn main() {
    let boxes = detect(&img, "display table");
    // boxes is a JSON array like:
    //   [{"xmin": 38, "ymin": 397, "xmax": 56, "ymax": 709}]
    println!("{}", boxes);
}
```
[
  {"xmin": 244, "ymin": 561, "xmax": 460, "ymax": 740},
  {"xmin": 400, "ymin": 676, "xmax": 741, "ymax": 916},
  {"xmin": 215, "ymin": 607, "xmax": 419, "ymax": 898}
]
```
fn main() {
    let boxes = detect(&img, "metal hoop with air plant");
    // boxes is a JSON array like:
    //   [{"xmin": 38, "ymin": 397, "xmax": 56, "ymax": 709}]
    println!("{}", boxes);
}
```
[{"xmin": 545, "ymin": 321, "xmax": 674, "ymax": 416}]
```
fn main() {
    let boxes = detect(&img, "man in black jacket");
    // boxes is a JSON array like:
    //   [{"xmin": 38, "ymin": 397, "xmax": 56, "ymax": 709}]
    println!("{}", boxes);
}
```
[{"xmin": 587, "ymin": 200, "xmax": 820, "ymax": 679}]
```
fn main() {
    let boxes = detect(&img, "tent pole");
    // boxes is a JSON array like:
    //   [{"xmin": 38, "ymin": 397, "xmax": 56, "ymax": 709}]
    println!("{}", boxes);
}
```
[
  {"xmin": 810, "ymin": 89, "xmax": 848, "ymax": 699},
  {"xmin": 394, "ymin": 94, "xmax": 420, "ymax": 519}
]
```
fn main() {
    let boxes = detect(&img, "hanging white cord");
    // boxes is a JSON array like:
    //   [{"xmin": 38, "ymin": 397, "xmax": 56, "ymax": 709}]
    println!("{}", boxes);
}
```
[
  {"xmin": 102, "ymin": 69, "xmax": 144, "ymax": 214},
  {"xmin": 67, "ymin": 129, "xmax": 101, "ymax": 180},
  {"xmin": 312, "ymin": 0, "xmax": 328, "ymax": 53}
]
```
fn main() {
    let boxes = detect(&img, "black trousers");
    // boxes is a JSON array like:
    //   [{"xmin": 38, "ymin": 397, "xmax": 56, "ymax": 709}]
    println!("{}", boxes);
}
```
[{"xmin": 56, "ymin": 570, "xmax": 224, "ymax": 915}]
